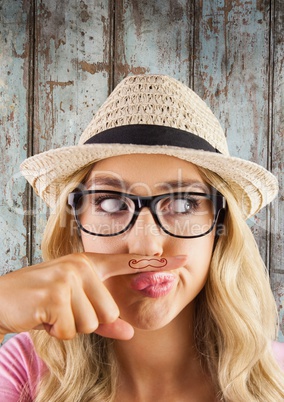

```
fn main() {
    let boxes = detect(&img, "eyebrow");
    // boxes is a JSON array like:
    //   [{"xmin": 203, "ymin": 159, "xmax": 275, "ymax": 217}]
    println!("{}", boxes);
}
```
[
  {"xmin": 85, "ymin": 176, "xmax": 210, "ymax": 192},
  {"xmin": 85, "ymin": 176, "xmax": 130, "ymax": 189},
  {"xmin": 155, "ymin": 180, "xmax": 210, "ymax": 192}
]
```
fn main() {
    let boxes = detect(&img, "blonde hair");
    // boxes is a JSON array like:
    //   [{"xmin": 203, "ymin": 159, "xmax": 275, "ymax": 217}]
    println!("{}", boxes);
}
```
[
  {"xmin": 196, "ymin": 168, "xmax": 284, "ymax": 401},
  {"xmin": 30, "ymin": 164, "xmax": 284, "ymax": 402}
]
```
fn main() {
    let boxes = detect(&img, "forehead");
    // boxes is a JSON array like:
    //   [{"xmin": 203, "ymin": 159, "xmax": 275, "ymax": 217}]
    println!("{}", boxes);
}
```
[{"xmin": 86, "ymin": 154, "xmax": 208, "ymax": 194}]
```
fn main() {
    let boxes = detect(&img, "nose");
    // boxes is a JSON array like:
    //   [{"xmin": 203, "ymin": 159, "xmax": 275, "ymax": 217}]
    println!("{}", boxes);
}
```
[{"xmin": 126, "ymin": 207, "xmax": 164, "ymax": 256}]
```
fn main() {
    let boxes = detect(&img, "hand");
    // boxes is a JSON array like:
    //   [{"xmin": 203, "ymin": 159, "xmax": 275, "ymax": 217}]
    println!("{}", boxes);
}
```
[{"xmin": 0, "ymin": 253, "xmax": 187, "ymax": 341}]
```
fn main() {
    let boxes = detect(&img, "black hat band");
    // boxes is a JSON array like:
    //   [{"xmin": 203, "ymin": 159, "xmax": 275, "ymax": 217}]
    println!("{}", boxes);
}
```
[{"xmin": 84, "ymin": 124, "xmax": 221, "ymax": 154}]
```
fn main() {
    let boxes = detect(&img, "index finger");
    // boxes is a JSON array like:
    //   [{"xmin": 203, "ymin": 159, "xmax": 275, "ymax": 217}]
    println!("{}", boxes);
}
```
[{"xmin": 83, "ymin": 253, "xmax": 188, "ymax": 281}]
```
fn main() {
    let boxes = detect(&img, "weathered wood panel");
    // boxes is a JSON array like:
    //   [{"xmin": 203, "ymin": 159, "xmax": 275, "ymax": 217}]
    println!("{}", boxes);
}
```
[
  {"xmin": 32, "ymin": 0, "xmax": 112, "ymax": 263},
  {"xmin": 193, "ymin": 0, "xmax": 272, "ymax": 262},
  {"xmin": 270, "ymin": 0, "xmax": 284, "ymax": 341},
  {"xmin": 192, "ymin": 0, "xmax": 283, "ymax": 338},
  {"xmin": 0, "ymin": 0, "xmax": 32, "ymax": 273},
  {"xmin": 114, "ymin": 0, "xmax": 194, "ymax": 85}
]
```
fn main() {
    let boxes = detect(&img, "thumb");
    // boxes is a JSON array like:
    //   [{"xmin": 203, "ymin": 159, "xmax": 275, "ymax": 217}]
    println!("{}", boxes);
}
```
[{"xmin": 94, "ymin": 318, "xmax": 134, "ymax": 340}]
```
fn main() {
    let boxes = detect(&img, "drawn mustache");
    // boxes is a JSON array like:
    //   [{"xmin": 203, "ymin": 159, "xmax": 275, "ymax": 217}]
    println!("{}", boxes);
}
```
[{"xmin": 128, "ymin": 258, "xmax": 168, "ymax": 270}]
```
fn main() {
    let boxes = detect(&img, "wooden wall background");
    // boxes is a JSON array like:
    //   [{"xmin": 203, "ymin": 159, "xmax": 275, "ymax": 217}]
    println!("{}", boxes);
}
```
[{"xmin": 0, "ymin": 0, "xmax": 283, "ymax": 339}]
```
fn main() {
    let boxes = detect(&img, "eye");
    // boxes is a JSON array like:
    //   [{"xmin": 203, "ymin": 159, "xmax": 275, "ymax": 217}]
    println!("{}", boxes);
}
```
[
  {"xmin": 170, "ymin": 197, "xmax": 200, "ymax": 214},
  {"xmin": 159, "ymin": 195, "xmax": 200, "ymax": 215},
  {"xmin": 171, "ymin": 198, "xmax": 193, "ymax": 213},
  {"xmin": 98, "ymin": 197, "xmax": 128, "ymax": 213}
]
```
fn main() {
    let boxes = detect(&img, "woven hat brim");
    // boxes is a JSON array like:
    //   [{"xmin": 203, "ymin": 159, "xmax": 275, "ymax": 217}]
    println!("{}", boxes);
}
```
[{"xmin": 20, "ymin": 144, "xmax": 278, "ymax": 219}]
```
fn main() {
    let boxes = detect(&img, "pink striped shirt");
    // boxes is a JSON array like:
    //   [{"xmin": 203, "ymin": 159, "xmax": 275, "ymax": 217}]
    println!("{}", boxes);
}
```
[
  {"xmin": 0, "ymin": 333, "xmax": 283, "ymax": 401},
  {"xmin": 0, "ymin": 333, "xmax": 46, "ymax": 402}
]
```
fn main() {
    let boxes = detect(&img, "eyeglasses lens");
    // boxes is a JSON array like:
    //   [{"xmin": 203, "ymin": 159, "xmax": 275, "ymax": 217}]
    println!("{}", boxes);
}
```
[
  {"xmin": 156, "ymin": 194, "xmax": 214, "ymax": 236},
  {"xmin": 76, "ymin": 193, "xmax": 134, "ymax": 235}
]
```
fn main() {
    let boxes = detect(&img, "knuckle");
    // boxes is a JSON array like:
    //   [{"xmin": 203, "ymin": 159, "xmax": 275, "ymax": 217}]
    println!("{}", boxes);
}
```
[
  {"xmin": 78, "ymin": 320, "xmax": 99, "ymax": 335},
  {"xmin": 64, "ymin": 253, "xmax": 95, "ymax": 280},
  {"xmin": 52, "ymin": 288, "xmax": 70, "ymax": 306},
  {"xmin": 50, "ymin": 265, "xmax": 81, "ymax": 288},
  {"xmin": 53, "ymin": 328, "xmax": 77, "ymax": 340},
  {"xmin": 51, "ymin": 253, "xmax": 88, "ymax": 278},
  {"xmin": 35, "ymin": 287, "xmax": 71, "ymax": 322},
  {"xmin": 98, "ymin": 307, "xmax": 119, "ymax": 324},
  {"xmin": 73, "ymin": 253, "xmax": 92, "ymax": 270}
]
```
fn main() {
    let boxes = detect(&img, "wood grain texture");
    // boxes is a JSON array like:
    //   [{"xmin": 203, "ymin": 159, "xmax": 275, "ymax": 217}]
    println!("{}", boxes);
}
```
[
  {"xmin": 0, "ymin": 0, "xmax": 32, "ymax": 273},
  {"xmin": 193, "ymin": 0, "xmax": 272, "ymax": 261},
  {"xmin": 114, "ymin": 0, "xmax": 194, "ymax": 85},
  {"xmin": 31, "ymin": 0, "xmax": 112, "ymax": 263},
  {"xmin": 0, "ymin": 0, "xmax": 283, "ymax": 338},
  {"xmin": 269, "ymin": 0, "xmax": 284, "ymax": 340}
]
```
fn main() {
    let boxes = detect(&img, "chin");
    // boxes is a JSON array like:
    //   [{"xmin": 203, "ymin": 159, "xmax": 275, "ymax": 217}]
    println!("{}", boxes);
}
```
[
  {"xmin": 120, "ymin": 299, "xmax": 183, "ymax": 331},
  {"xmin": 131, "ymin": 317, "xmax": 173, "ymax": 332}
]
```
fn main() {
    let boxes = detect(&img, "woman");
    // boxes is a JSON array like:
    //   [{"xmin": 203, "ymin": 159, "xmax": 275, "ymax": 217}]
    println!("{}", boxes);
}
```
[{"xmin": 0, "ymin": 74, "xmax": 283, "ymax": 401}]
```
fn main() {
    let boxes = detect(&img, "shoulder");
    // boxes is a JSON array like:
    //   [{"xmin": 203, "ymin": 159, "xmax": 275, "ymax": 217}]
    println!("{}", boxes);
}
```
[
  {"xmin": 0, "ymin": 333, "xmax": 46, "ymax": 401},
  {"xmin": 272, "ymin": 341, "xmax": 284, "ymax": 371},
  {"xmin": 0, "ymin": 332, "xmax": 36, "ymax": 363}
]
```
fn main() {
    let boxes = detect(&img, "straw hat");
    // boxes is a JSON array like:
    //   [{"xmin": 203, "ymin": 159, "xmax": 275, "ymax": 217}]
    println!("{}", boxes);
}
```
[{"xmin": 20, "ymin": 74, "xmax": 278, "ymax": 218}]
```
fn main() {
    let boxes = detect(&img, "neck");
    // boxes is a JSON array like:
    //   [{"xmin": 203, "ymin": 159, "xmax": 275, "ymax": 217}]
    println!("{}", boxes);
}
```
[
  {"xmin": 115, "ymin": 306, "xmax": 196, "ymax": 372},
  {"xmin": 113, "ymin": 305, "xmax": 213, "ymax": 400}
]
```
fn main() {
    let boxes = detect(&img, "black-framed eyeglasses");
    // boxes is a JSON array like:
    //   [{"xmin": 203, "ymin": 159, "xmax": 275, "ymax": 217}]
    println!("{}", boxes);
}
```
[{"xmin": 68, "ymin": 190, "xmax": 226, "ymax": 239}]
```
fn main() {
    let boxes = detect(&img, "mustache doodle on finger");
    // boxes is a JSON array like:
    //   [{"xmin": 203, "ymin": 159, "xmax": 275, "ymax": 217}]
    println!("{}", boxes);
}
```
[{"xmin": 128, "ymin": 258, "xmax": 168, "ymax": 270}]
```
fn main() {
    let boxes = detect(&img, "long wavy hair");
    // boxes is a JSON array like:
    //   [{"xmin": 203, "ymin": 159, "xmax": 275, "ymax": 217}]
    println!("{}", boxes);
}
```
[{"xmin": 29, "ymin": 163, "xmax": 284, "ymax": 402}]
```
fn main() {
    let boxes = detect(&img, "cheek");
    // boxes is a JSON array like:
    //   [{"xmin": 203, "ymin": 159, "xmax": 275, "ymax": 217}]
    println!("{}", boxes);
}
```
[
  {"xmin": 189, "ymin": 235, "xmax": 214, "ymax": 265},
  {"xmin": 81, "ymin": 233, "xmax": 127, "ymax": 254},
  {"xmin": 182, "ymin": 234, "xmax": 215, "ymax": 288},
  {"xmin": 172, "ymin": 231, "xmax": 215, "ymax": 266}
]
